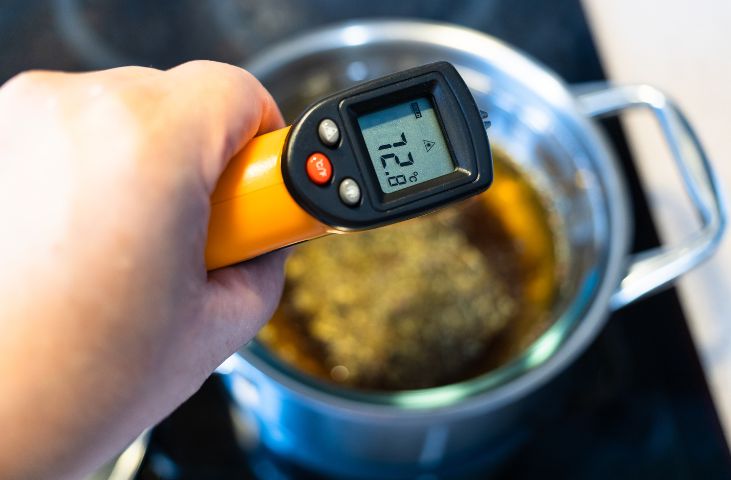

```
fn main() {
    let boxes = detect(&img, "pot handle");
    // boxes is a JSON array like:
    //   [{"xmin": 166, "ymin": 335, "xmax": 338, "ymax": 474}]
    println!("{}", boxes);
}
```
[{"xmin": 575, "ymin": 84, "xmax": 726, "ymax": 310}]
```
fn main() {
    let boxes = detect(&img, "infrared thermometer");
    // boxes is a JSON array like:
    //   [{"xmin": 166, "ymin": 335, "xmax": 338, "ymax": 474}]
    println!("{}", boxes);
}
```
[{"xmin": 205, "ymin": 61, "xmax": 493, "ymax": 270}]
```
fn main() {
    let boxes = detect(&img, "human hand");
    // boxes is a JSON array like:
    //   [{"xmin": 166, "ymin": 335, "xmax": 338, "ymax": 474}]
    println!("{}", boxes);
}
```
[{"xmin": 0, "ymin": 61, "xmax": 286, "ymax": 479}]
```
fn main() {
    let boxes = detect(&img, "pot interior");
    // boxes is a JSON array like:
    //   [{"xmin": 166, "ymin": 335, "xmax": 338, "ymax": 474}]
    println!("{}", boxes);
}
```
[{"xmin": 241, "ymin": 22, "xmax": 614, "ymax": 406}]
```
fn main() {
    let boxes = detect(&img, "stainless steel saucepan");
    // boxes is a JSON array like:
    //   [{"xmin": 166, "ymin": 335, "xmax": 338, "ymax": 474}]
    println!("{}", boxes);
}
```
[{"xmin": 216, "ymin": 20, "xmax": 725, "ymax": 478}]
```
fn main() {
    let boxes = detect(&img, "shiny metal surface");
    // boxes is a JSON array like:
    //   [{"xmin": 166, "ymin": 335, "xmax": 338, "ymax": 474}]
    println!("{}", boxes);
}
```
[
  {"xmin": 218, "ymin": 20, "xmax": 723, "ymax": 477},
  {"xmin": 575, "ymin": 84, "xmax": 727, "ymax": 308}
]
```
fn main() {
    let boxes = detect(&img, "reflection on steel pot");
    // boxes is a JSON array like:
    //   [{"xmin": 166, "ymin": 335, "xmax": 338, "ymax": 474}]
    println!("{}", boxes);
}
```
[{"xmin": 216, "ymin": 20, "xmax": 725, "ymax": 478}]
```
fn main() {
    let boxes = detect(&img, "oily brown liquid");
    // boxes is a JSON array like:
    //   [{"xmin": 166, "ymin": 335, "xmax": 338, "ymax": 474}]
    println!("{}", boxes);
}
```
[{"xmin": 257, "ymin": 147, "xmax": 564, "ymax": 391}]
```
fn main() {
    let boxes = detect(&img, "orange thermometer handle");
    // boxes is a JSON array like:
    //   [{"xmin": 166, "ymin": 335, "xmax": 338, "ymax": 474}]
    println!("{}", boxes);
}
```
[{"xmin": 205, "ymin": 127, "xmax": 329, "ymax": 270}]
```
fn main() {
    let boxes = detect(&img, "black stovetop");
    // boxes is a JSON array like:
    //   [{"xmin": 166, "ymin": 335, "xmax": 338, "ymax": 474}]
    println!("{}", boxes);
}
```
[{"xmin": 2, "ymin": 1, "xmax": 729, "ymax": 478}]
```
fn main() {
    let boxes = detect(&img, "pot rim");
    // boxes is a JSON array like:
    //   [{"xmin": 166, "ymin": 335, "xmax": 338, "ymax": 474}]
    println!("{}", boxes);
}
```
[{"xmin": 230, "ymin": 19, "xmax": 632, "ymax": 417}]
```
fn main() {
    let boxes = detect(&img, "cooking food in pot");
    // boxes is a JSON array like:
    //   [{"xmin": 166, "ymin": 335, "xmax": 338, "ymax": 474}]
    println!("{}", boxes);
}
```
[{"xmin": 258, "ymin": 147, "xmax": 566, "ymax": 390}]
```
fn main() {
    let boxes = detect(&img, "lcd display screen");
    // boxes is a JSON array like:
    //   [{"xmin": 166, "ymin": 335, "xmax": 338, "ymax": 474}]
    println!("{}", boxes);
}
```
[{"xmin": 357, "ymin": 97, "xmax": 455, "ymax": 194}]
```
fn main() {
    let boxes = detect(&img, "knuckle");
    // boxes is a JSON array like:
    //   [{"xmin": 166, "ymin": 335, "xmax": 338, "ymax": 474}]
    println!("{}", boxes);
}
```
[
  {"xmin": 105, "ymin": 65, "xmax": 161, "ymax": 78},
  {"xmin": 178, "ymin": 59, "xmax": 242, "ymax": 75},
  {"xmin": 176, "ymin": 60, "xmax": 260, "ymax": 92}
]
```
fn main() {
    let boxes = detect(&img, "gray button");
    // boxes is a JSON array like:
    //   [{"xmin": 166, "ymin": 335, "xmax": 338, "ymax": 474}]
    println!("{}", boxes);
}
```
[
  {"xmin": 318, "ymin": 118, "xmax": 340, "ymax": 147},
  {"xmin": 339, "ymin": 178, "xmax": 361, "ymax": 206}
]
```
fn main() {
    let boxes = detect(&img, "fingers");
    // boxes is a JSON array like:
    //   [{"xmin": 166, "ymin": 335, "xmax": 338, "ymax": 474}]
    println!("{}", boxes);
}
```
[
  {"xmin": 160, "ymin": 61, "xmax": 289, "ymax": 346},
  {"xmin": 163, "ymin": 61, "xmax": 285, "ymax": 191},
  {"xmin": 203, "ymin": 249, "xmax": 289, "ymax": 353},
  {"xmin": 162, "ymin": 61, "xmax": 289, "ymax": 346}
]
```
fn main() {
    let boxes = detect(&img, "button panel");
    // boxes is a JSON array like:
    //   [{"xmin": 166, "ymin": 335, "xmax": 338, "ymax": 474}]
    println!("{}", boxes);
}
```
[{"xmin": 306, "ymin": 152, "xmax": 332, "ymax": 185}]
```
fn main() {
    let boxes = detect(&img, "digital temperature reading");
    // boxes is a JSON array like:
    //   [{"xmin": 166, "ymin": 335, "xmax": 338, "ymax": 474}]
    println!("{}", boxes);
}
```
[{"xmin": 357, "ymin": 97, "xmax": 455, "ymax": 194}]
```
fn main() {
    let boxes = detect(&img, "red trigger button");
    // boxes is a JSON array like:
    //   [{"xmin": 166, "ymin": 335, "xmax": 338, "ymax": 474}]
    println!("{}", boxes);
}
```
[{"xmin": 306, "ymin": 152, "xmax": 333, "ymax": 185}]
